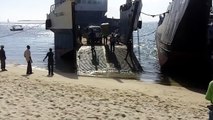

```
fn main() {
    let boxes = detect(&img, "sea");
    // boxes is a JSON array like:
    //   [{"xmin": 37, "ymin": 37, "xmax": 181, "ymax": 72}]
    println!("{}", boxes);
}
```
[
  {"xmin": 133, "ymin": 22, "xmax": 161, "ymax": 82},
  {"xmin": 0, "ymin": 23, "xmax": 54, "ymax": 69},
  {"xmin": 0, "ymin": 22, "xmax": 162, "ymax": 83}
]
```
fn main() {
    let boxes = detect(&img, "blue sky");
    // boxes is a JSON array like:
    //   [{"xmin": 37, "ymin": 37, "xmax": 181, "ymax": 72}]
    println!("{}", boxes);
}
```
[{"xmin": 0, "ymin": 0, "xmax": 171, "ymax": 22}]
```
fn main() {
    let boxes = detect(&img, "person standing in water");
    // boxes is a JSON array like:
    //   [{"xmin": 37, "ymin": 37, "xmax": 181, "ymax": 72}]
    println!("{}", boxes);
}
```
[{"xmin": 43, "ymin": 48, "xmax": 54, "ymax": 76}]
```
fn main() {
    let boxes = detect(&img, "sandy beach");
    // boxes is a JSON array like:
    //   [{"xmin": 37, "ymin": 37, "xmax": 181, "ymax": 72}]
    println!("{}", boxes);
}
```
[{"xmin": 0, "ymin": 64, "xmax": 209, "ymax": 120}]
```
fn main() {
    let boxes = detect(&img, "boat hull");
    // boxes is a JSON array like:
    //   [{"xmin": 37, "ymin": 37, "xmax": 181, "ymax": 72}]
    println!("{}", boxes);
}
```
[
  {"xmin": 10, "ymin": 25, "xmax": 24, "ymax": 31},
  {"xmin": 155, "ymin": 0, "xmax": 212, "ymax": 86},
  {"xmin": 10, "ymin": 28, "xmax": 23, "ymax": 31}
]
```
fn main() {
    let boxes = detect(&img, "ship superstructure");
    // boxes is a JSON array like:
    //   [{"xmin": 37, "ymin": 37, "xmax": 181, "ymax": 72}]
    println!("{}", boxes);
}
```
[{"xmin": 74, "ymin": 0, "xmax": 107, "ymax": 27}]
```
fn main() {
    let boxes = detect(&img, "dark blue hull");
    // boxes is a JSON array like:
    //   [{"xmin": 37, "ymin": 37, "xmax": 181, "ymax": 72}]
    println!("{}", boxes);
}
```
[{"xmin": 155, "ymin": 0, "xmax": 212, "ymax": 86}]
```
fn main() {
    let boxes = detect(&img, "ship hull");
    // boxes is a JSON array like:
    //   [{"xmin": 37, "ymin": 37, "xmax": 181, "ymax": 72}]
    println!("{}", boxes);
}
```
[
  {"xmin": 10, "ymin": 28, "xmax": 23, "ymax": 31},
  {"xmin": 155, "ymin": 0, "xmax": 212, "ymax": 86}
]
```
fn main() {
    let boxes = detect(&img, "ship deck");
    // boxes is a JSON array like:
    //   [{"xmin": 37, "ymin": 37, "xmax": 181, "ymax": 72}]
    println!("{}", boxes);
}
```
[{"xmin": 77, "ymin": 38, "xmax": 143, "ymax": 79}]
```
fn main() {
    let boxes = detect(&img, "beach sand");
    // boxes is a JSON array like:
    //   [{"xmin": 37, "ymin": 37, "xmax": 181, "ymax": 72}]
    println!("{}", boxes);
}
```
[{"xmin": 0, "ymin": 65, "xmax": 209, "ymax": 120}]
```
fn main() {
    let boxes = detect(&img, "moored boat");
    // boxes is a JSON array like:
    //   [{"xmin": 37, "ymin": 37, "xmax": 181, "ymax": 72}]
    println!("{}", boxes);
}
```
[
  {"xmin": 155, "ymin": 0, "xmax": 212, "ymax": 86},
  {"xmin": 10, "ymin": 25, "xmax": 24, "ymax": 31}
]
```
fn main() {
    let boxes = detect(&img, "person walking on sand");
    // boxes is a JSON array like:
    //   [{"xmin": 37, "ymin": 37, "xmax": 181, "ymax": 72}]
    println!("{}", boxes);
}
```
[
  {"xmin": 24, "ymin": 45, "xmax": 33, "ymax": 74},
  {"xmin": 0, "ymin": 45, "xmax": 7, "ymax": 71},
  {"xmin": 43, "ymin": 48, "xmax": 54, "ymax": 76}
]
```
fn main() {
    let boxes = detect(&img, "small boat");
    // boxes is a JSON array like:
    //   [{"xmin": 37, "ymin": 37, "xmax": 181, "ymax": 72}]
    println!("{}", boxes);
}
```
[{"xmin": 10, "ymin": 25, "xmax": 24, "ymax": 31}]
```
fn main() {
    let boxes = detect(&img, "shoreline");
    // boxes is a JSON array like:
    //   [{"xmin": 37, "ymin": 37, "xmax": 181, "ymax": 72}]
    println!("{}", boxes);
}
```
[{"xmin": 0, "ymin": 65, "xmax": 210, "ymax": 119}]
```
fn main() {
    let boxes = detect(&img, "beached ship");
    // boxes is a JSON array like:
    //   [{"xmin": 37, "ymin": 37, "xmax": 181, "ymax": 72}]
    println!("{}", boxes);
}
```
[
  {"xmin": 10, "ymin": 25, "xmax": 24, "ymax": 31},
  {"xmin": 45, "ymin": 0, "xmax": 143, "ymax": 71},
  {"xmin": 155, "ymin": 0, "xmax": 212, "ymax": 85},
  {"xmin": 45, "ymin": 0, "xmax": 108, "ymax": 70},
  {"xmin": 119, "ymin": 0, "xmax": 142, "ymax": 44}
]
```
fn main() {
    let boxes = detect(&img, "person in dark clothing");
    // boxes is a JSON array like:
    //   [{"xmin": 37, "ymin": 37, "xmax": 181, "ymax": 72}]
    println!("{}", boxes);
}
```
[
  {"xmin": 89, "ymin": 29, "xmax": 95, "ymax": 54},
  {"xmin": 110, "ymin": 33, "xmax": 116, "ymax": 52},
  {"xmin": 0, "ymin": 45, "xmax": 7, "ymax": 71},
  {"xmin": 43, "ymin": 48, "xmax": 54, "ymax": 76},
  {"xmin": 124, "ymin": 39, "xmax": 133, "ymax": 60}
]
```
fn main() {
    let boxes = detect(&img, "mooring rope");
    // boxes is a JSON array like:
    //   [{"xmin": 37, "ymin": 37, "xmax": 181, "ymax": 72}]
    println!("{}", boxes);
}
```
[{"xmin": 141, "ymin": 11, "xmax": 169, "ymax": 17}]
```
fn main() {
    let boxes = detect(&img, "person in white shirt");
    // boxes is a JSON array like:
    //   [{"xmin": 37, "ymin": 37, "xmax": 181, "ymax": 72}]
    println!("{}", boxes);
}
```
[{"xmin": 24, "ymin": 45, "xmax": 33, "ymax": 74}]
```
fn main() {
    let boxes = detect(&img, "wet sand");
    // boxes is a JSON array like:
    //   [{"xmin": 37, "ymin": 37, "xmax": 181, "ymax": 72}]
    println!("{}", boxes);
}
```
[{"xmin": 0, "ymin": 64, "xmax": 210, "ymax": 119}]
